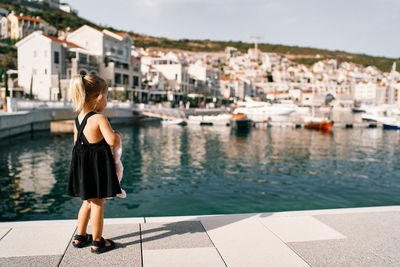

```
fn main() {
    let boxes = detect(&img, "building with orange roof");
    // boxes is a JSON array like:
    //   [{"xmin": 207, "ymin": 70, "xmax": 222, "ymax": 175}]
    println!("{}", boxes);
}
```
[
  {"xmin": 16, "ymin": 31, "xmax": 100, "ymax": 100},
  {"xmin": 6, "ymin": 12, "xmax": 49, "ymax": 40}
]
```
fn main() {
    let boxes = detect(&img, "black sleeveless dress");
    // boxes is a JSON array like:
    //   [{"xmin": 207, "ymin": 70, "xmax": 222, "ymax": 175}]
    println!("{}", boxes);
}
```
[{"xmin": 68, "ymin": 111, "xmax": 122, "ymax": 200}]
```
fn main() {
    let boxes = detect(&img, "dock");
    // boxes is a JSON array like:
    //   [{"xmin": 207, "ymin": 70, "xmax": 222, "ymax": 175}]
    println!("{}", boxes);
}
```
[{"xmin": 1, "ymin": 205, "xmax": 399, "ymax": 266}]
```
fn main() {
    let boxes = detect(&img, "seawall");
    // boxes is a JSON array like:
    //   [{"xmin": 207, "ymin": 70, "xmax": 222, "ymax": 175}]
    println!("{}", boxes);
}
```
[{"xmin": 0, "ymin": 107, "xmax": 136, "ymax": 140}]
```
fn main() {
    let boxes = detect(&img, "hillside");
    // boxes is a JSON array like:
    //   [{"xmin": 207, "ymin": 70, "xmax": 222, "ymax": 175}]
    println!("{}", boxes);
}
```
[{"xmin": 1, "ymin": 0, "xmax": 399, "ymax": 72}]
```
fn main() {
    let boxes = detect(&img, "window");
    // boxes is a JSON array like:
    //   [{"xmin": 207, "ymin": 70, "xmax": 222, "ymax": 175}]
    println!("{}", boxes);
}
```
[
  {"xmin": 133, "ymin": 76, "xmax": 139, "ymax": 87},
  {"xmin": 54, "ymin": 51, "xmax": 59, "ymax": 64},
  {"xmin": 123, "ymin": 74, "xmax": 129, "ymax": 85},
  {"xmin": 114, "ymin": 73, "xmax": 121, "ymax": 85},
  {"xmin": 79, "ymin": 54, "xmax": 87, "ymax": 64}
]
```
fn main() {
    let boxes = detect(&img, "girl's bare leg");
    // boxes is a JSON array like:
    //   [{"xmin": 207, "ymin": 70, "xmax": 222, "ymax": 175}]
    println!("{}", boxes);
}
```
[
  {"xmin": 90, "ymin": 198, "xmax": 112, "ymax": 248},
  {"xmin": 75, "ymin": 200, "xmax": 91, "ymax": 244}
]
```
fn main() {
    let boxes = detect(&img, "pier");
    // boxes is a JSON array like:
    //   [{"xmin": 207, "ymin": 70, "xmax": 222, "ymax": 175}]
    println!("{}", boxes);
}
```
[{"xmin": 0, "ymin": 206, "xmax": 399, "ymax": 266}]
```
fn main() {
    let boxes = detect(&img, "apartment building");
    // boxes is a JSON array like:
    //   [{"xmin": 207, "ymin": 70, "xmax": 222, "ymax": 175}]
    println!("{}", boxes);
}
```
[
  {"xmin": 66, "ymin": 25, "xmax": 134, "ymax": 89},
  {"xmin": 16, "ymin": 31, "xmax": 99, "ymax": 100}
]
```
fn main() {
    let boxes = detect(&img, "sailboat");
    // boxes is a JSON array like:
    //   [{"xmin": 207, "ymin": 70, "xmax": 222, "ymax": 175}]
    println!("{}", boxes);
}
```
[{"xmin": 304, "ymin": 85, "xmax": 334, "ymax": 130}]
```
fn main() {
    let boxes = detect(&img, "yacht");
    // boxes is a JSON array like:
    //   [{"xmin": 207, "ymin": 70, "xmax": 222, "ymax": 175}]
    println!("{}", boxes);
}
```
[
  {"xmin": 233, "ymin": 98, "xmax": 296, "ymax": 122},
  {"xmin": 362, "ymin": 105, "xmax": 400, "ymax": 122},
  {"xmin": 187, "ymin": 113, "xmax": 231, "ymax": 126}
]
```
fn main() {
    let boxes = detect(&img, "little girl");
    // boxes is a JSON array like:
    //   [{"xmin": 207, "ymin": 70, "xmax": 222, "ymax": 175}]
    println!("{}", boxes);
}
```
[{"xmin": 68, "ymin": 74, "xmax": 122, "ymax": 254}]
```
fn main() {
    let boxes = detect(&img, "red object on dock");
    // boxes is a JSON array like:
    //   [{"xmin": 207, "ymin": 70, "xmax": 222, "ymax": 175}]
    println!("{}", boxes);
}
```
[{"xmin": 304, "ymin": 120, "xmax": 334, "ymax": 130}]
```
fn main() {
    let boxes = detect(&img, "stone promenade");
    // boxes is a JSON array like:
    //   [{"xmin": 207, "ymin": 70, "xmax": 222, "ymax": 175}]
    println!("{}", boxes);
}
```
[{"xmin": 1, "ymin": 206, "xmax": 399, "ymax": 266}]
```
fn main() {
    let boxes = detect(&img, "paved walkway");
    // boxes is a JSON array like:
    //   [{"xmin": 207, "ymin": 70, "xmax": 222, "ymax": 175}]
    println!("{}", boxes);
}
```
[{"xmin": 1, "ymin": 206, "xmax": 400, "ymax": 266}]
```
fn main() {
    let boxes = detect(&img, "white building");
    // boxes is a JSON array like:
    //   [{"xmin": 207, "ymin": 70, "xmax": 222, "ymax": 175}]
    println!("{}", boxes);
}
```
[
  {"xmin": 353, "ymin": 81, "xmax": 387, "ymax": 105},
  {"xmin": 5, "ymin": 12, "xmax": 49, "ymax": 40},
  {"xmin": 0, "ymin": 6, "xmax": 9, "ymax": 37},
  {"xmin": 59, "ymin": 3, "xmax": 78, "ymax": 14},
  {"xmin": 188, "ymin": 60, "xmax": 220, "ymax": 96},
  {"xmin": 150, "ymin": 56, "xmax": 190, "ymax": 93},
  {"xmin": 16, "ymin": 31, "xmax": 99, "ymax": 100},
  {"xmin": 0, "ymin": 16, "xmax": 9, "ymax": 39},
  {"xmin": 66, "ymin": 25, "xmax": 135, "ymax": 89}
]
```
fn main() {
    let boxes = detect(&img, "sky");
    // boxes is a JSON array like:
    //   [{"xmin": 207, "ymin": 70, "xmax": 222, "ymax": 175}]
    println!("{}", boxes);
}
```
[{"xmin": 65, "ymin": 0, "xmax": 400, "ymax": 58}]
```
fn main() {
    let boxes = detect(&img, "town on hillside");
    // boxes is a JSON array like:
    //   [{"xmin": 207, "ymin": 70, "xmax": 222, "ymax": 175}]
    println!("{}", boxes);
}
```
[{"xmin": 0, "ymin": 1, "xmax": 399, "ymax": 115}]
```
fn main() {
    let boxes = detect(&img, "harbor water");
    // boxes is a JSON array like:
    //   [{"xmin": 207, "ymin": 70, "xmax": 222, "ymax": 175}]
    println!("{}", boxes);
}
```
[{"xmin": 1, "ymin": 123, "xmax": 400, "ymax": 221}]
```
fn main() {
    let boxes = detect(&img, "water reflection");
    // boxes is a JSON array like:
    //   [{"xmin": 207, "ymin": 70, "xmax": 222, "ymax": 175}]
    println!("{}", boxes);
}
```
[{"xmin": 1, "ymin": 125, "xmax": 400, "ymax": 221}]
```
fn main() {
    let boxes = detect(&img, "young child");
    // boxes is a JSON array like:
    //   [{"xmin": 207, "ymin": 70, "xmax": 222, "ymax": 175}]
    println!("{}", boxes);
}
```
[{"xmin": 68, "ymin": 74, "xmax": 122, "ymax": 254}]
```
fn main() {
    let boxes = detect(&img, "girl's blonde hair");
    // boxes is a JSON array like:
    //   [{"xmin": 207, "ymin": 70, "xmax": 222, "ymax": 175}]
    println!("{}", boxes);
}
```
[{"xmin": 70, "ymin": 74, "xmax": 108, "ymax": 112}]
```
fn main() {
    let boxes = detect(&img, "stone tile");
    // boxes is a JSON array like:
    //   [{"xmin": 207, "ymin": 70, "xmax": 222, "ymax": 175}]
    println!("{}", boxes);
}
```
[
  {"xmin": 145, "ymin": 212, "xmax": 260, "ymax": 223},
  {"xmin": 0, "ymin": 227, "xmax": 11, "ymax": 240},
  {"xmin": 0, "ymin": 225, "xmax": 76, "ymax": 257},
  {"xmin": 258, "ymin": 215, "xmax": 346, "ymax": 242},
  {"xmin": 257, "ymin": 205, "xmax": 400, "ymax": 218},
  {"xmin": 60, "ymin": 223, "xmax": 141, "ymax": 267},
  {"xmin": 141, "ymin": 221, "xmax": 214, "ymax": 250},
  {"xmin": 0, "ymin": 255, "xmax": 62, "ymax": 267},
  {"xmin": 145, "ymin": 215, "xmax": 204, "ymax": 223},
  {"xmin": 0, "ymin": 219, "xmax": 76, "ymax": 228},
  {"xmin": 201, "ymin": 216, "xmax": 309, "ymax": 267},
  {"xmin": 104, "ymin": 217, "xmax": 144, "ymax": 224},
  {"xmin": 288, "ymin": 211, "xmax": 400, "ymax": 267},
  {"xmin": 143, "ymin": 247, "xmax": 225, "ymax": 267}
]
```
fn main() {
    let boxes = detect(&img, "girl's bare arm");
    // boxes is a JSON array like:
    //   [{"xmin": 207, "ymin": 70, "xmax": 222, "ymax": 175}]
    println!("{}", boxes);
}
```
[{"xmin": 97, "ymin": 114, "xmax": 120, "ymax": 147}]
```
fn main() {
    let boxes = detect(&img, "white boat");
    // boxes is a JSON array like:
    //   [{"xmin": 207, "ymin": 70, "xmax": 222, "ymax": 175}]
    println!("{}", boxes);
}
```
[
  {"xmin": 233, "ymin": 98, "xmax": 296, "ymax": 122},
  {"xmin": 382, "ymin": 119, "xmax": 400, "ymax": 130},
  {"xmin": 362, "ymin": 105, "xmax": 400, "ymax": 122},
  {"xmin": 187, "ymin": 113, "xmax": 231, "ymax": 126}
]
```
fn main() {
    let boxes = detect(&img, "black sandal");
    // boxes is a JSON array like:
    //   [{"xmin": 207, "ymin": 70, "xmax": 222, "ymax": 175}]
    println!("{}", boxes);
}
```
[
  {"xmin": 91, "ymin": 237, "xmax": 116, "ymax": 254},
  {"xmin": 72, "ymin": 233, "xmax": 93, "ymax": 248}
]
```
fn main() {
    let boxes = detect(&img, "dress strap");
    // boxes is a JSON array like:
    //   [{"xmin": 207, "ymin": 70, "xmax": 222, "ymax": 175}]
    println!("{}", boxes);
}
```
[{"xmin": 76, "ymin": 111, "xmax": 97, "ymax": 145}]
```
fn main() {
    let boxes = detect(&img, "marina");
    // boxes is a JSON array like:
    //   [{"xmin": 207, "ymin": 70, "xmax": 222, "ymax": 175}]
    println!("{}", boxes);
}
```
[
  {"xmin": 1, "ymin": 123, "xmax": 400, "ymax": 222},
  {"xmin": 0, "ymin": 0, "xmax": 399, "ymax": 265}
]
